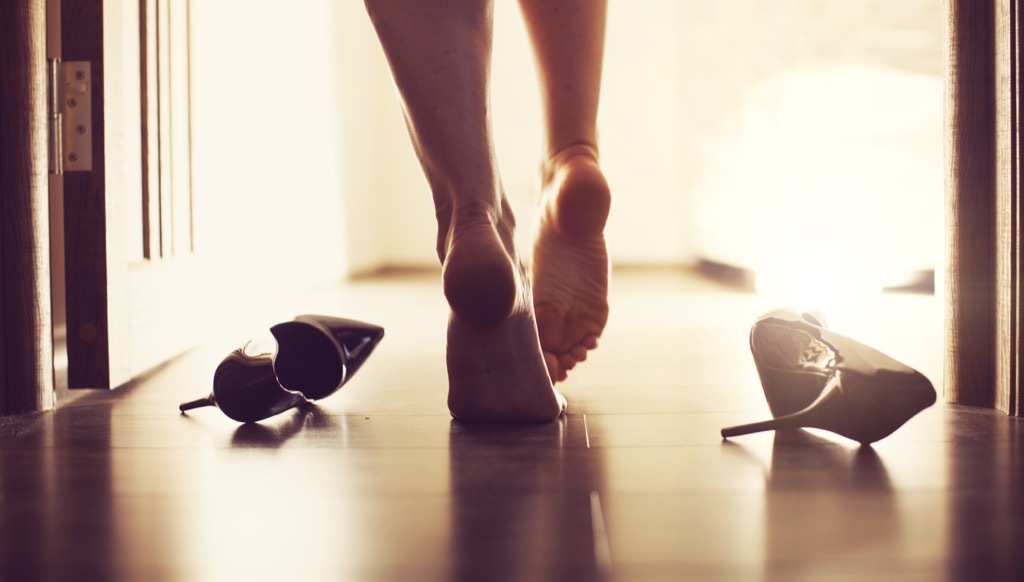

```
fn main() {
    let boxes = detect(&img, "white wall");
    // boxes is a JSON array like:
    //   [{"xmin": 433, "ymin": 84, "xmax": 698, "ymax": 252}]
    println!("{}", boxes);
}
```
[
  {"xmin": 190, "ymin": 0, "xmax": 945, "ymax": 279},
  {"xmin": 331, "ymin": 0, "xmax": 944, "ymax": 274},
  {"xmin": 332, "ymin": 1, "xmax": 436, "ymax": 273},
  {"xmin": 332, "ymin": 0, "xmax": 697, "ymax": 272},
  {"xmin": 191, "ymin": 0, "xmax": 347, "ymax": 289},
  {"xmin": 682, "ymin": 0, "xmax": 944, "ymax": 292}
]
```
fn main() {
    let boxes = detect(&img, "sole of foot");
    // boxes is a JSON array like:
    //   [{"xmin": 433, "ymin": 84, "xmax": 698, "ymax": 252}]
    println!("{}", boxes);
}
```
[{"xmin": 532, "ymin": 144, "xmax": 611, "ymax": 382}]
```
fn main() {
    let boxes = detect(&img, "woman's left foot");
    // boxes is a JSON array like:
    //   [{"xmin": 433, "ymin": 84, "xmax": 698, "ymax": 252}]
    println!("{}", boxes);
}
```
[{"xmin": 444, "ymin": 200, "xmax": 566, "ymax": 421}]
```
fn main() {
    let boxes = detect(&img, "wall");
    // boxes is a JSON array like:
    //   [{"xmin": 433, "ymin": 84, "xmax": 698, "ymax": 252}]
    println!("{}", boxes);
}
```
[
  {"xmin": 331, "ymin": 0, "xmax": 944, "ymax": 273},
  {"xmin": 332, "ymin": 1, "xmax": 434, "ymax": 273},
  {"xmin": 332, "ymin": 0, "xmax": 696, "ymax": 271},
  {"xmin": 190, "ymin": 0, "xmax": 945, "ymax": 276},
  {"xmin": 684, "ymin": 0, "xmax": 945, "ymax": 291},
  {"xmin": 190, "ymin": 0, "xmax": 347, "ymax": 289}
]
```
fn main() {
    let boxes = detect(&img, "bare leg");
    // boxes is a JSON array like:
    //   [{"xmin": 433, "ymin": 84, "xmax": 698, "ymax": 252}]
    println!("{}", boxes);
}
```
[
  {"xmin": 519, "ymin": 0, "xmax": 611, "ymax": 382},
  {"xmin": 365, "ymin": 0, "xmax": 564, "ymax": 420}
]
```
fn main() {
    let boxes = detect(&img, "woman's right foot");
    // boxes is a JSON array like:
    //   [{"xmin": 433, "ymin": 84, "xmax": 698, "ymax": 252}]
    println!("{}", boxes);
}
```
[{"xmin": 531, "ymin": 144, "xmax": 611, "ymax": 382}]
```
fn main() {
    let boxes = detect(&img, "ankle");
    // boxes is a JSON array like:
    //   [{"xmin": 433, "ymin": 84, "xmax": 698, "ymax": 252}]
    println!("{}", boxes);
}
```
[
  {"xmin": 550, "ymin": 142, "xmax": 599, "ymax": 160},
  {"xmin": 452, "ymin": 197, "xmax": 500, "ymax": 225},
  {"xmin": 434, "ymin": 192, "xmax": 500, "ymax": 262},
  {"xmin": 542, "ymin": 143, "xmax": 600, "ymax": 186}
]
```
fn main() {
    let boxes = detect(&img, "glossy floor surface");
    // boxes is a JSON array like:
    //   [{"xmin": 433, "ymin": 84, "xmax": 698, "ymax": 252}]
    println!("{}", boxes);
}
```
[{"xmin": 2, "ymin": 269, "xmax": 1022, "ymax": 581}]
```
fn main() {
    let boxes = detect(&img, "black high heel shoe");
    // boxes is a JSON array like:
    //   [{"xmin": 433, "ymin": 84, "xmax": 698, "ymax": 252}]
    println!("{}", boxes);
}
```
[
  {"xmin": 721, "ymin": 308, "xmax": 936, "ymax": 444},
  {"xmin": 179, "ymin": 315, "xmax": 384, "ymax": 423}
]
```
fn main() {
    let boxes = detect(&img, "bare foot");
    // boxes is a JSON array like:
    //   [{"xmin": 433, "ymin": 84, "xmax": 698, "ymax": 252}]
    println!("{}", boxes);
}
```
[
  {"xmin": 532, "ymin": 144, "xmax": 611, "ymax": 382},
  {"xmin": 443, "ymin": 201, "xmax": 566, "ymax": 421}
]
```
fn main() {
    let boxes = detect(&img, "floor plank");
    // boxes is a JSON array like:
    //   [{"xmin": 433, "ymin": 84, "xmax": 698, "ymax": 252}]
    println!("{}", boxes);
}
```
[{"xmin": 1, "ymin": 269, "xmax": 1022, "ymax": 581}]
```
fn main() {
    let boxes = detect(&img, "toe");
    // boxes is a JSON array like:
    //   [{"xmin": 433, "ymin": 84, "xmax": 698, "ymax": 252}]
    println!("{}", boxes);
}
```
[
  {"xmin": 559, "ymin": 353, "xmax": 578, "ymax": 374},
  {"xmin": 543, "ymin": 352, "xmax": 565, "ymax": 383},
  {"xmin": 554, "ymin": 390, "xmax": 568, "ymax": 413}
]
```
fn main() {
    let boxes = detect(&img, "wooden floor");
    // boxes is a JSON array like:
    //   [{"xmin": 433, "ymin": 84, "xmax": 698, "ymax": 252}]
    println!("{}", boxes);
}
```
[{"xmin": 2, "ymin": 269, "xmax": 1022, "ymax": 581}]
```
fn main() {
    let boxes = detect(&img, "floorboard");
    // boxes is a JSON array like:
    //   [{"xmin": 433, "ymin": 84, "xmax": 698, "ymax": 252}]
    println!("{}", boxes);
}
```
[{"xmin": 1, "ymin": 269, "xmax": 1022, "ymax": 581}]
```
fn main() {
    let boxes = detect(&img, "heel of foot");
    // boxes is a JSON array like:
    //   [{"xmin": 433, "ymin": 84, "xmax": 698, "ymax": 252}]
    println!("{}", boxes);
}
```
[
  {"xmin": 557, "ymin": 169, "xmax": 610, "ymax": 238},
  {"xmin": 443, "ymin": 246, "xmax": 517, "ymax": 325},
  {"xmin": 548, "ymin": 158, "xmax": 611, "ymax": 239}
]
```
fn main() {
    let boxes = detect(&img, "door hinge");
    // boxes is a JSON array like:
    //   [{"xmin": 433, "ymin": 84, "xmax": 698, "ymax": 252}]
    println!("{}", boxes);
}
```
[{"xmin": 48, "ymin": 58, "xmax": 93, "ymax": 175}]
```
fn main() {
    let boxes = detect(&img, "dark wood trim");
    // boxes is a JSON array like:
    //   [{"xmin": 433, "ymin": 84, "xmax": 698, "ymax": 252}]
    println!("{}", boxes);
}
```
[
  {"xmin": 62, "ymin": 0, "xmax": 111, "ymax": 388},
  {"xmin": 946, "ymin": 0, "xmax": 998, "ymax": 408},
  {"xmin": 992, "ymin": 0, "xmax": 1023, "ymax": 415},
  {"xmin": 1004, "ymin": 0, "xmax": 1024, "ymax": 416},
  {"xmin": 0, "ymin": 0, "xmax": 54, "ymax": 414},
  {"xmin": 946, "ymin": 0, "xmax": 1024, "ymax": 415}
]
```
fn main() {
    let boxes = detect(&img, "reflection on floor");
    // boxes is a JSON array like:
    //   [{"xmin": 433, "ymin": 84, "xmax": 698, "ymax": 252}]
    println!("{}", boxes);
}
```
[{"xmin": 1, "ymin": 269, "xmax": 1022, "ymax": 581}]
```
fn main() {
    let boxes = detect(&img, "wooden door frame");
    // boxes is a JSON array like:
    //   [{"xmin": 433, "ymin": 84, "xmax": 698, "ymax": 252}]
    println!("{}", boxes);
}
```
[
  {"xmin": 0, "ymin": 0, "xmax": 54, "ymax": 415},
  {"xmin": 946, "ymin": 0, "xmax": 1023, "ymax": 415},
  {"xmin": 1, "ymin": 0, "xmax": 198, "ymax": 415}
]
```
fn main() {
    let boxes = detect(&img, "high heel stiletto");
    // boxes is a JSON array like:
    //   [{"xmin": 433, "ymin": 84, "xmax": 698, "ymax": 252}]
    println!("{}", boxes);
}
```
[
  {"xmin": 721, "ymin": 308, "xmax": 936, "ymax": 444},
  {"xmin": 179, "ymin": 315, "xmax": 384, "ymax": 423}
]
